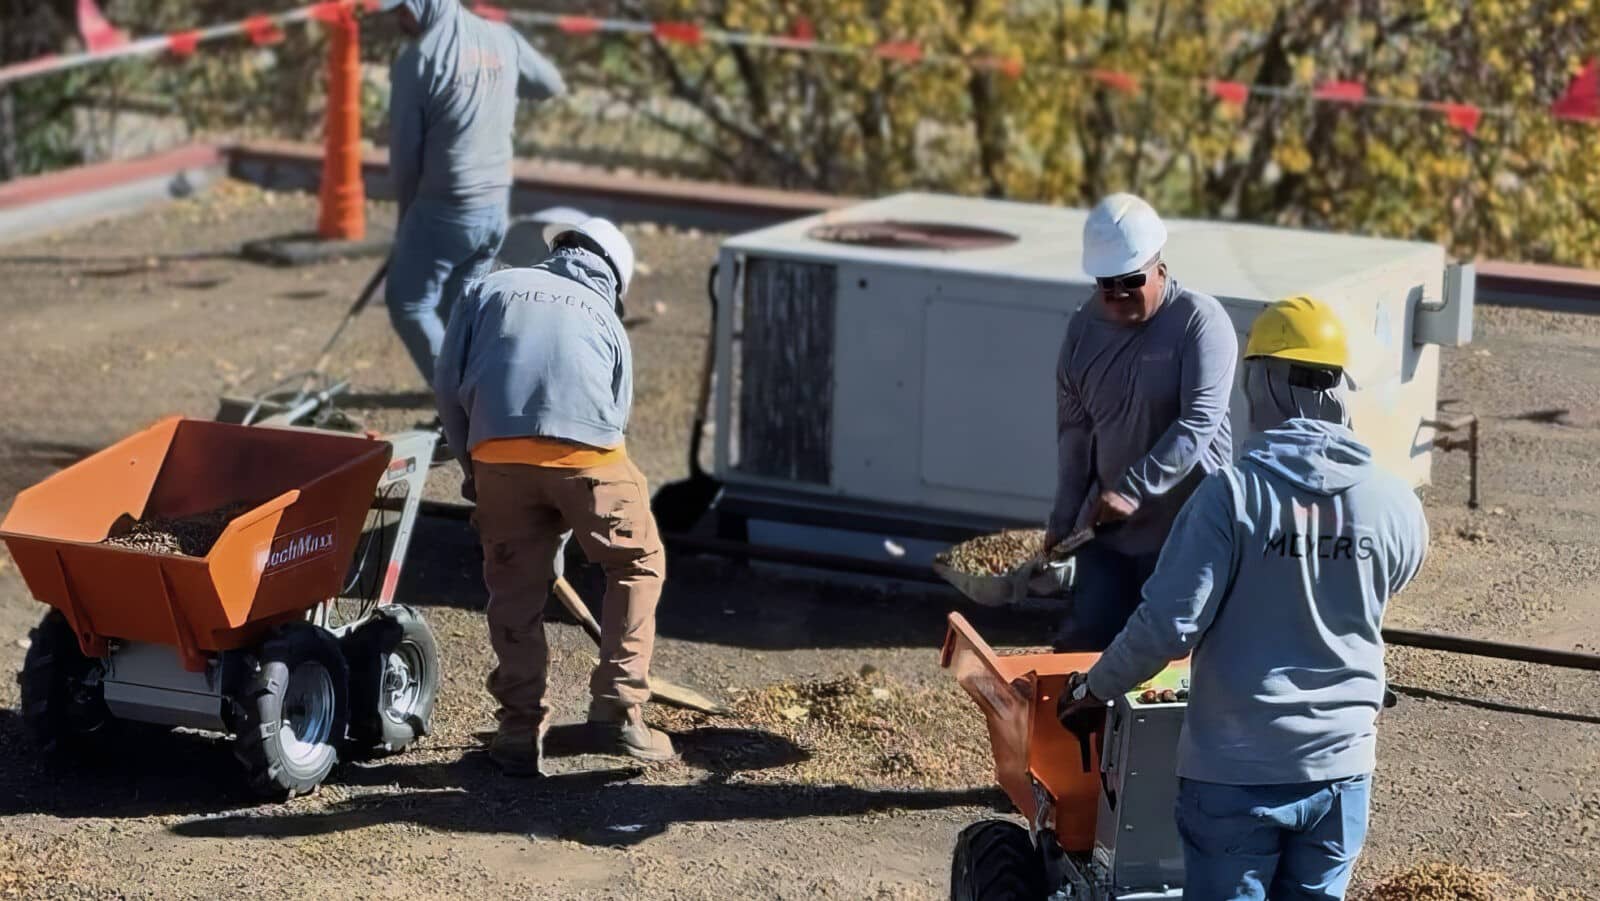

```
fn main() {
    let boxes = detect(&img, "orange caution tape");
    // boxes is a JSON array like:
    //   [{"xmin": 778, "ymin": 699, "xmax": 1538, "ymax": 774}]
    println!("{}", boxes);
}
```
[
  {"xmin": 243, "ymin": 14, "xmax": 286, "ymax": 46},
  {"xmin": 308, "ymin": 2, "xmax": 349, "ymax": 24},
  {"xmin": 1314, "ymin": 80, "xmax": 1367, "ymax": 103},
  {"xmin": 1436, "ymin": 102, "xmax": 1482, "ymax": 134},
  {"xmin": 653, "ymin": 21, "xmax": 703, "ymax": 45},
  {"xmin": 874, "ymin": 41, "xmax": 922, "ymax": 63},
  {"xmin": 1209, "ymin": 79, "xmax": 1249, "ymax": 106},
  {"xmin": 166, "ymin": 30, "xmax": 201, "ymax": 58},
  {"xmin": 1092, "ymin": 69, "xmax": 1139, "ymax": 93},
  {"xmin": 558, "ymin": 15, "xmax": 601, "ymax": 34},
  {"xmin": 1552, "ymin": 58, "xmax": 1598, "ymax": 121}
]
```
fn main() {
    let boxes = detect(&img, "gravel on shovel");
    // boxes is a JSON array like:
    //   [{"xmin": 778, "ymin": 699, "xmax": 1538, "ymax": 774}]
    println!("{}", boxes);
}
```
[
  {"xmin": 102, "ymin": 502, "xmax": 253, "ymax": 557},
  {"xmin": 934, "ymin": 529, "xmax": 1045, "ymax": 577}
]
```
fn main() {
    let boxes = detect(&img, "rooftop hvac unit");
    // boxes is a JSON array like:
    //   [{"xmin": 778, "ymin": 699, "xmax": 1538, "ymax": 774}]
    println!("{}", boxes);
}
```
[{"xmin": 704, "ymin": 193, "xmax": 1473, "ymax": 567}]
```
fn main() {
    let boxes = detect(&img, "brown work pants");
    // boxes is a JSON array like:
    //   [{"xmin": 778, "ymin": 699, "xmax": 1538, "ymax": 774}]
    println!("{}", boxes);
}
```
[{"xmin": 471, "ymin": 459, "xmax": 665, "ymax": 735}]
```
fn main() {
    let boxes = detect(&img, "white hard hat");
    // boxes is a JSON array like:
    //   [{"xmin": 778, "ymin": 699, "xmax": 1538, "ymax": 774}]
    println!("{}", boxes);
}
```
[
  {"xmin": 1082, "ymin": 193, "xmax": 1167, "ymax": 278},
  {"xmin": 544, "ymin": 217, "xmax": 635, "ymax": 297},
  {"xmin": 529, "ymin": 206, "xmax": 588, "ymax": 229}
]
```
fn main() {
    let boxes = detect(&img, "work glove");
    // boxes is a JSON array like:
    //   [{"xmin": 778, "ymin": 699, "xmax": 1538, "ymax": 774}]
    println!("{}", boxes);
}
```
[{"xmin": 1057, "ymin": 672, "xmax": 1110, "ymax": 772}]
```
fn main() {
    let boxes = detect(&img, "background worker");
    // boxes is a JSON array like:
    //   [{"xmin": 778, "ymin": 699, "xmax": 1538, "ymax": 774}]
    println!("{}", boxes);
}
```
[
  {"xmin": 1058, "ymin": 296, "xmax": 1429, "ymax": 901},
  {"xmin": 1047, "ymin": 193, "xmax": 1238, "ymax": 650},
  {"xmin": 381, "ymin": 0, "xmax": 565, "ymax": 389},
  {"xmin": 433, "ymin": 218, "xmax": 674, "ymax": 777}
]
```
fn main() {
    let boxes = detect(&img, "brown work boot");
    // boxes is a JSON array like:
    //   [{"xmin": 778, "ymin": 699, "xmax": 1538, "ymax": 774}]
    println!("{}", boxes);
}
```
[
  {"xmin": 488, "ymin": 725, "xmax": 546, "ymax": 778},
  {"xmin": 587, "ymin": 699, "xmax": 677, "ymax": 762}
]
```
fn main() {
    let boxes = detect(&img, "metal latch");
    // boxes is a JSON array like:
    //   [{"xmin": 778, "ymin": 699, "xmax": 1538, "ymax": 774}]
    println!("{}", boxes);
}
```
[{"xmin": 1415, "ymin": 262, "xmax": 1475, "ymax": 347}]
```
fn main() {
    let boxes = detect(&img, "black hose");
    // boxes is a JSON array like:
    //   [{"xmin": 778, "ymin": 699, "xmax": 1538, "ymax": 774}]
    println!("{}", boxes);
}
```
[{"xmin": 1383, "ymin": 627, "xmax": 1600, "ymax": 672}]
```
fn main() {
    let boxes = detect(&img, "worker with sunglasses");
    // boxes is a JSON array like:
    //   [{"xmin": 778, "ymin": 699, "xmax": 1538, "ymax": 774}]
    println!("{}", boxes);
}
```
[{"xmin": 1046, "ymin": 193, "xmax": 1238, "ymax": 651}]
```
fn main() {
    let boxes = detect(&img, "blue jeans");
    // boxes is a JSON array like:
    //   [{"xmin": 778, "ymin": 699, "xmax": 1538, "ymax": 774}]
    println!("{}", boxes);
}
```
[
  {"xmin": 1177, "ymin": 775, "xmax": 1371, "ymax": 901},
  {"xmin": 1053, "ymin": 543, "xmax": 1160, "ymax": 651},
  {"xmin": 386, "ymin": 199, "xmax": 507, "ymax": 388}
]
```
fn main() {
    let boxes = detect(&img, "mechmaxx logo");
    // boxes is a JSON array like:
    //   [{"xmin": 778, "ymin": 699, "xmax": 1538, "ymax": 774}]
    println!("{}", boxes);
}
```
[{"xmin": 265, "ymin": 519, "xmax": 338, "ymax": 573}]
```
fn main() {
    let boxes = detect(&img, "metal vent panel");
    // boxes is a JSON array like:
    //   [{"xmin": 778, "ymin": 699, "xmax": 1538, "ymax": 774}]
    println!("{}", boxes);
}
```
[{"xmin": 734, "ymin": 258, "xmax": 836, "ymax": 484}]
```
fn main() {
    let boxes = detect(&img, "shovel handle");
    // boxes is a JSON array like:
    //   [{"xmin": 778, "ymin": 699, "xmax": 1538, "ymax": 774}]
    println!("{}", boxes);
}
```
[
  {"xmin": 552, "ymin": 576, "xmax": 604, "ymax": 645},
  {"xmin": 552, "ymin": 575, "xmax": 728, "ymax": 715}
]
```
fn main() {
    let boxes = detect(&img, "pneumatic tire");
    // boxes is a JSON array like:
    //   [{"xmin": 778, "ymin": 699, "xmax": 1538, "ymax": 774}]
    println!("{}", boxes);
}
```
[
  {"xmin": 18, "ymin": 610, "xmax": 114, "ymax": 757},
  {"xmin": 230, "ymin": 622, "xmax": 349, "ymax": 799},
  {"xmin": 342, "ymin": 604, "xmax": 439, "ymax": 757},
  {"xmin": 950, "ymin": 819, "xmax": 1048, "ymax": 901}
]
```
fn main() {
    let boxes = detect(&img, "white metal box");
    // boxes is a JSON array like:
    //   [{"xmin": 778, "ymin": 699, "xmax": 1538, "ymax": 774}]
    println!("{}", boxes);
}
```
[{"xmin": 713, "ymin": 193, "xmax": 1470, "ymax": 525}]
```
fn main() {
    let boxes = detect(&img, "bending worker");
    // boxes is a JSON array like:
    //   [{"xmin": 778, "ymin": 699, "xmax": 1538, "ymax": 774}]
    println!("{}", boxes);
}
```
[
  {"xmin": 381, "ymin": 0, "xmax": 565, "ymax": 388},
  {"xmin": 1058, "ymin": 296, "xmax": 1429, "ymax": 900},
  {"xmin": 1048, "ymin": 193, "xmax": 1237, "ymax": 650},
  {"xmin": 434, "ymin": 218, "xmax": 674, "ymax": 777}
]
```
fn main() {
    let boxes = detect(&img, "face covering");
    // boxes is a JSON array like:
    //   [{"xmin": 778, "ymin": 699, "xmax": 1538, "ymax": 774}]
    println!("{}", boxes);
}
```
[{"xmin": 1243, "ymin": 356, "xmax": 1351, "ymax": 433}]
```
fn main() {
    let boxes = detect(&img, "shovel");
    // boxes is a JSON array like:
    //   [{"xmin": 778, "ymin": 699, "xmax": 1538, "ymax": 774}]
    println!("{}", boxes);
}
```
[
  {"xmin": 650, "ymin": 263, "xmax": 723, "ymax": 533},
  {"xmin": 933, "ymin": 526, "xmax": 1106, "ymax": 607},
  {"xmin": 551, "ymin": 576, "xmax": 729, "ymax": 715}
]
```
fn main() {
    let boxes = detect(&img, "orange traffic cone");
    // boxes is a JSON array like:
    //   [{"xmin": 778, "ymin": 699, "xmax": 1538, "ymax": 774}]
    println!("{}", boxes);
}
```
[{"xmin": 317, "ymin": 5, "xmax": 365, "ymax": 240}]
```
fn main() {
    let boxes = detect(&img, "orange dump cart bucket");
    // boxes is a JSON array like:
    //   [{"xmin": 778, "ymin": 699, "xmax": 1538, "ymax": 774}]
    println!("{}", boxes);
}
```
[
  {"xmin": 940, "ymin": 612, "xmax": 1102, "ymax": 852},
  {"xmin": 0, "ymin": 417, "xmax": 390, "ymax": 670}
]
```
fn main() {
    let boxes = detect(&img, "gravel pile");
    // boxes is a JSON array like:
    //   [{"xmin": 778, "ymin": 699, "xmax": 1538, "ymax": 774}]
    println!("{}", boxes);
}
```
[
  {"xmin": 934, "ymin": 530, "xmax": 1045, "ymax": 577},
  {"xmin": 102, "ymin": 502, "xmax": 252, "ymax": 557},
  {"xmin": 652, "ymin": 668, "xmax": 993, "ymax": 789},
  {"xmin": 1360, "ymin": 862, "xmax": 1519, "ymax": 900}
]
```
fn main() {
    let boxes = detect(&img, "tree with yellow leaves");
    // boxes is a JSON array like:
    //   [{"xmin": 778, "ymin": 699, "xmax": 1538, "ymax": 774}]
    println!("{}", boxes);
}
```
[{"xmin": 553, "ymin": 0, "xmax": 1600, "ymax": 267}]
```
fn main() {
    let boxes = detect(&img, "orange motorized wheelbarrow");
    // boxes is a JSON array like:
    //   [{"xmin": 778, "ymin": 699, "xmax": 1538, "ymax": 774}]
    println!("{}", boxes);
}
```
[
  {"xmin": 941, "ymin": 612, "xmax": 1190, "ymax": 900},
  {"xmin": 0, "ymin": 417, "xmax": 442, "ymax": 798}
]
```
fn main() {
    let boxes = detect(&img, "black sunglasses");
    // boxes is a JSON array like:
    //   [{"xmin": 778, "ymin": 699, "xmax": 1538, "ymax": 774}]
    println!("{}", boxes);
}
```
[{"xmin": 1096, "ymin": 266, "xmax": 1154, "ymax": 294}]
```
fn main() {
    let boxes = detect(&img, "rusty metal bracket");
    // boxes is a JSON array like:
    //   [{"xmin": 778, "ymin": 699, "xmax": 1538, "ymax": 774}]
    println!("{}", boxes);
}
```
[{"xmin": 1423, "ymin": 409, "xmax": 1480, "ymax": 509}]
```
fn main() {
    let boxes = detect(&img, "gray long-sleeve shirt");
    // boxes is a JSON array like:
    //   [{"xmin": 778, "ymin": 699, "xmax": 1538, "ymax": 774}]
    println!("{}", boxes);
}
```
[
  {"xmin": 1088, "ymin": 419, "xmax": 1428, "ymax": 784},
  {"xmin": 433, "ymin": 248, "xmax": 632, "ymax": 481},
  {"xmin": 1050, "ymin": 277, "xmax": 1238, "ymax": 555},
  {"xmin": 389, "ymin": 0, "xmax": 565, "ymax": 218}
]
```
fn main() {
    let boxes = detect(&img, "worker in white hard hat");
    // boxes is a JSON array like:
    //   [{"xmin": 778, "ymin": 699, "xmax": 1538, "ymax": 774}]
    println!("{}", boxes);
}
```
[
  {"xmin": 380, "ymin": 0, "xmax": 565, "ymax": 389},
  {"xmin": 1047, "ymin": 193, "xmax": 1238, "ymax": 651},
  {"xmin": 1058, "ymin": 297, "xmax": 1428, "ymax": 900},
  {"xmin": 433, "ymin": 218, "xmax": 675, "ymax": 777}
]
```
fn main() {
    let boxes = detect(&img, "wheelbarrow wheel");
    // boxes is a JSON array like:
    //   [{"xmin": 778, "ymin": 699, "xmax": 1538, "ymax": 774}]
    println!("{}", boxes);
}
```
[
  {"xmin": 18, "ymin": 610, "xmax": 113, "ymax": 756},
  {"xmin": 342, "ymin": 604, "xmax": 439, "ymax": 757},
  {"xmin": 950, "ymin": 820, "xmax": 1047, "ymax": 901},
  {"xmin": 231, "ymin": 623, "xmax": 349, "ymax": 799}
]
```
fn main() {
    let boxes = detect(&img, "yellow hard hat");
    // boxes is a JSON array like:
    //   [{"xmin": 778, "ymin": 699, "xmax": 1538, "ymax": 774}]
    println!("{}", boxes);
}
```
[{"xmin": 1245, "ymin": 295, "xmax": 1349, "ymax": 369}]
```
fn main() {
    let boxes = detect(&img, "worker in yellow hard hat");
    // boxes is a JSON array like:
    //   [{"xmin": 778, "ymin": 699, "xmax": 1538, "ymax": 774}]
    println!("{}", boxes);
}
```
[
  {"xmin": 1059, "ymin": 296, "xmax": 1429, "ymax": 901},
  {"xmin": 1240, "ymin": 294, "xmax": 1353, "ymax": 431}
]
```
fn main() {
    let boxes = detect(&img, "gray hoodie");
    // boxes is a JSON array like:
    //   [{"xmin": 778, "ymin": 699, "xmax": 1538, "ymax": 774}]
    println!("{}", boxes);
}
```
[
  {"xmin": 433, "ymin": 248, "xmax": 632, "ymax": 479},
  {"xmin": 1088, "ymin": 419, "xmax": 1428, "ymax": 784},
  {"xmin": 389, "ymin": 0, "xmax": 565, "ymax": 216}
]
